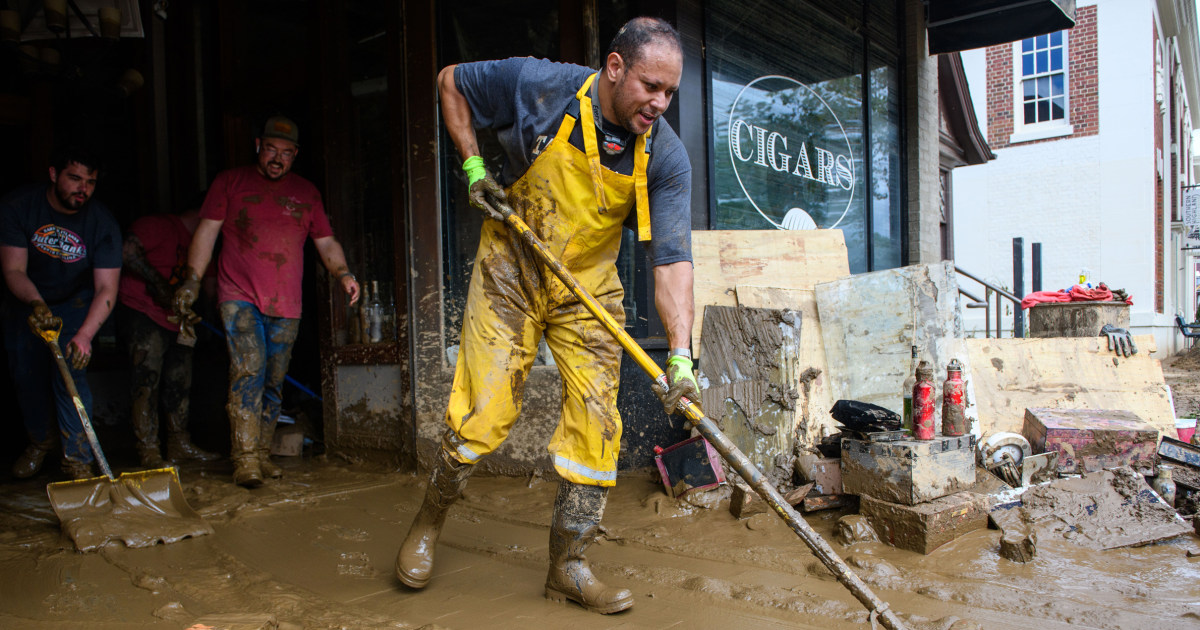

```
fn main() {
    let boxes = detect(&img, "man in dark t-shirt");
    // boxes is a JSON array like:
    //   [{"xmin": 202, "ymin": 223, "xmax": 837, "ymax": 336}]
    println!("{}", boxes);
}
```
[
  {"xmin": 395, "ymin": 17, "xmax": 700, "ymax": 615},
  {"xmin": 0, "ymin": 146, "xmax": 121, "ymax": 480}
]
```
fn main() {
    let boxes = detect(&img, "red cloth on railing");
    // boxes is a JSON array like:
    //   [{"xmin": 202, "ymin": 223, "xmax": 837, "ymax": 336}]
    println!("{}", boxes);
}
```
[
  {"xmin": 1021, "ymin": 283, "xmax": 1132, "ymax": 309},
  {"xmin": 1020, "ymin": 290, "xmax": 1070, "ymax": 310},
  {"xmin": 1068, "ymin": 283, "xmax": 1113, "ymax": 302}
]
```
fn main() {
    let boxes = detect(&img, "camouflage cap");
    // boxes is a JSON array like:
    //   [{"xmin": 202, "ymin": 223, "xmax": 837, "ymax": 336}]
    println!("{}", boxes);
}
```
[{"xmin": 261, "ymin": 116, "xmax": 299, "ymax": 146}]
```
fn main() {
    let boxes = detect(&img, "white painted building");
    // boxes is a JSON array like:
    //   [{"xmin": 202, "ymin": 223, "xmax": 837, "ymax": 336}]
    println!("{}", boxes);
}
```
[{"xmin": 952, "ymin": 0, "xmax": 1200, "ymax": 356}]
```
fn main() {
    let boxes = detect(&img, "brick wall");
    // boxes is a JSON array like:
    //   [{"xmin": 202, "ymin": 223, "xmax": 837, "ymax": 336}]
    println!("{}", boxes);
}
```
[{"xmin": 986, "ymin": 4, "xmax": 1098, "ymax": 148}]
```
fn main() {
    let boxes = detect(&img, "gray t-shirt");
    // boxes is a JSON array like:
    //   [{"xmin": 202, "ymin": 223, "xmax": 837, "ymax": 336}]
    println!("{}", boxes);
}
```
[{"xmin": 455, "ymin": 57, "xmax": 692, "ymax": 266}]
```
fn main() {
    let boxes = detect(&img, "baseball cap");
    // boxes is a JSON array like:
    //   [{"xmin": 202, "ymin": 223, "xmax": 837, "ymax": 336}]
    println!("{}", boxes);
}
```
[{"xmin": 261, "ymin": 116, "xmax": 299, "ymax": 145}]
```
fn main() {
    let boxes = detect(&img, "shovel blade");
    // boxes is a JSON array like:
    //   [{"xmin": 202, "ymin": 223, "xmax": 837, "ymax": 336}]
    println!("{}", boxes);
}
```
[{"xmin": 47, "ymin": 467, "xmax": 213, "ymax": 552}]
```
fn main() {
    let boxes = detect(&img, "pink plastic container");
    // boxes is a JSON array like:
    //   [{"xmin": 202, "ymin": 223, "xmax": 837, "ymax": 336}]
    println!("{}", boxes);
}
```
[{"xmin": 1176, "ymin": 418, "xmax": 1196, "ymax": 444}]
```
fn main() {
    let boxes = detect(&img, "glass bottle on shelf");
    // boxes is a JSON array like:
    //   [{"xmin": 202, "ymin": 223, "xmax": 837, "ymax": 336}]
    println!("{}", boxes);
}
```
[
  {"xmin": 902, "ymin": 345, "xmax": 918, "ymax": 432},
  {"xmin": 358, "ymin": 281, "xmax": 371, "ymax": 344},
  {"xmin": 368, "ymin": 280, "xmax": 384, "ymax": 343}
]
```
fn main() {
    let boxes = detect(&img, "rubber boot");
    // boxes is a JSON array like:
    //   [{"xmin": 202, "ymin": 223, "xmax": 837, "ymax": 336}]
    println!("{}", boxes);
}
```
[
  {"xmin": 61, "ymin": 457, "xmax": 94, "ymax": 481},
  {"xmin": 257, "ymin": 419, "xmax": 282, "ymax": 479},
  {"xmin": 545, "ymin": 481, "xmax": 634, "ymax": 614},
  {"xmin": 166, "ymin": 431, "xmax": 220, "ymax": 462},
  {"xmin": 130, "ymin": 391, "xmax": 165, "ymax": 468},
  {"xmin": 12, "ymin": 434, "xmax": 56, "ymax": 479},
  {"xmin": 395, "ymin": 448, "xmax": 474, "ymax": 588},
  {"xmin": 229, "ymin": 407, "xmax": 262, "ymax": 488}
]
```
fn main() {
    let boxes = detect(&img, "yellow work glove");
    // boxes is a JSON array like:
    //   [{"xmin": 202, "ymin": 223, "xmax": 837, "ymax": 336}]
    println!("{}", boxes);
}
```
[
  {"xmin": 168, "ymin": 269, "xmax": 203, "ymax": 342},
  {"xmin": 653, "ymin": 355, "xmax": 702, "ymax": 416},
  {"xmin": 463, "ymin": 156, "xmax": 509, "ymax": 221}
]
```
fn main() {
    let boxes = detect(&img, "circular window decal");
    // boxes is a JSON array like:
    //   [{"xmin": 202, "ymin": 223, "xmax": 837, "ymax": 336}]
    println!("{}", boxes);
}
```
[{"xmin": 727, "ymin": 75, "xmax": 856, "ymax": 230}]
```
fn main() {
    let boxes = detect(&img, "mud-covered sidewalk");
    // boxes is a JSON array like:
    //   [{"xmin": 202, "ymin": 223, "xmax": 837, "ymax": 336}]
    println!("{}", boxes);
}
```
[{"xmin": 0, "ymin": 456, "xmax": 1198, "ymax": 630}]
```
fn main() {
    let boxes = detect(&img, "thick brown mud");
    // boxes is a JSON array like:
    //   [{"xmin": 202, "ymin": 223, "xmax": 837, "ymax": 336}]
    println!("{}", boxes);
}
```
[{"xmin": 0, "ymin": 456, "xmax": 1198, "ymax": 629}]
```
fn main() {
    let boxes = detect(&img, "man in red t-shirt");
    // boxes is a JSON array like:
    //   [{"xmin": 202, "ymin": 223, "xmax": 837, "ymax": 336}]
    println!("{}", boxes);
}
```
[
  {"xmin": 116, "ymin": 199, "xmax": 219, "ymax": 467},
  {"xmin": 172, "ymin": 116, "xmax": 360, "ymax": 488}
]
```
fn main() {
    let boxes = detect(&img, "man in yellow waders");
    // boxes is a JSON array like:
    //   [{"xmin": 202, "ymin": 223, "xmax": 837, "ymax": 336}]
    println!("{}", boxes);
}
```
[{"xmin": 395, "ymin": 17, "xmax": 701, "ymax": 614}]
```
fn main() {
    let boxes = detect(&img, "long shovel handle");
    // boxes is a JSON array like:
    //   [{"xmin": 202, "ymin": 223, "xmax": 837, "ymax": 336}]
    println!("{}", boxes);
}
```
[
  {"xmin": 498, "ymin": 207, "xmax": 908, "ymax": 630},
  {"xmin": 39, "ymin": 331, "xmax": 115, "ymax": 480}
]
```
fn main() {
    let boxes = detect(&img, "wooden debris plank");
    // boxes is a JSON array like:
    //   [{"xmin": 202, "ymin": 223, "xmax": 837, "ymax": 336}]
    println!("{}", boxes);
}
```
[
  {"xmin": 965, "ymin": 335, "xmax": 1173, "ymax": 437},
  {"xmin": 735, "ymin": 285, "xmax": 836, "ymax": 447},
  {"xmin": 691, "ymin": 230, "xmax": 850, "ymax": 358}
]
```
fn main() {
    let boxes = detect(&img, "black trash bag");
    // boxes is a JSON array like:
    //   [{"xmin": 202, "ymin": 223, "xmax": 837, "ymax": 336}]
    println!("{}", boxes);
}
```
[{"xmin": 830, "ymin": 399, "xmax": 902, "ymax": 433}]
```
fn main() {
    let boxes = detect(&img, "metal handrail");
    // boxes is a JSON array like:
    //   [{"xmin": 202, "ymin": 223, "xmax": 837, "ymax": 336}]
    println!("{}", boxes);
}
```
[{"xmin": 955, "ymin": 266, "xmax": 1023, "ymax": 338}]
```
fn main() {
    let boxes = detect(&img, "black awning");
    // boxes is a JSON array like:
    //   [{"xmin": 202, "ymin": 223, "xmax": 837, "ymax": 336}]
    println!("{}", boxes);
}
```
[{"xmin": 928, "ymin": 0, "xmax": 1076, "ymax": 55}]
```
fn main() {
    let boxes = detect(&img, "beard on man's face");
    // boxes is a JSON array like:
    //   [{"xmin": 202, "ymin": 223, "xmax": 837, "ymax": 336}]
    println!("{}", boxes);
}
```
[{"xmin": 55, "ymin": 185, "xmax": 88, "ymax": 210}]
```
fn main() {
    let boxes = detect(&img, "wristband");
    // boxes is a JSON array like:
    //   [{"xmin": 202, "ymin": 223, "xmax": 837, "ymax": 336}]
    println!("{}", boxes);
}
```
[
  {"xmin": 462, "ymin": 156, "xmax": 487, "ymax": 187},
  {"xmin": 669, "ymin": 348, "xmax": 691, "ymax": 359},
  {"xmin": 337, "ymin": 271, "xmax": 356, "ymax": 282}
]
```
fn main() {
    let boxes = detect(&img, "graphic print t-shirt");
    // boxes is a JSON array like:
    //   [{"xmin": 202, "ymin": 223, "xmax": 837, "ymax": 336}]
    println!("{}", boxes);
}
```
[{"xmin": 0, "ymin": 184, "xmax": 122, "ymax": 305}]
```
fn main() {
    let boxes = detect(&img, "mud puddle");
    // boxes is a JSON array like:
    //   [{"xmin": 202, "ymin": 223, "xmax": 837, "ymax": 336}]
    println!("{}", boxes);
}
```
[{"xmin": 0, "ymin": 457, "xmax": 1198, "ymax": 629}]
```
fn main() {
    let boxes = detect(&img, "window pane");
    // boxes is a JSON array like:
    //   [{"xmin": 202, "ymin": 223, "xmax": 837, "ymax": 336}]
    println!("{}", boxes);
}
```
[
  {"xmin": 1023, "ymin": 79, "xmax": 1035, "ymax": 99},
  {"xmin": 1025, "ymin": 102, "xmax": 1036, "ymax": 123},
  {"xmin": 1036, "ymin": 34, "xmax": 1047, "ymax": 48},
  {"xmin": 1038, "ymin": 76, "xmax": 1049, "ymax": 98},
  {"xmin": 1037, "ymin": 50, "xmax": 1047, "ymax": 73},
  {"xmin": 1023, "ymin": 53, "xmax": 1033, "ymax": 75},
  {"xmin": 1022, "ymin": 38, "xmax": 1033, "ymax": 52},
  {"xmin": 1051, "ymin": 31, "xmax": 1062, "ymax": 46},
  {"xmin": 869, "ymin": 55, "xmax": 902, "ymax": 271},
  {"xmin": 1051, "ymin": 97, "xmax": 1065, "ymax": 120},
  {"xmin": 1038, "ymin": 100, "xmax": 1049, "ymax": 121},
  {"xmin": 1051, "ymin": 73, "xmax": 1064, "ymax": 96},
  {"xmin": 1051, "ymin": 49, "xmax": 1063, "ymax": 72},
  {"xmin": 708, "ymin": 0, "xmax": 869, "ymax": 271}
]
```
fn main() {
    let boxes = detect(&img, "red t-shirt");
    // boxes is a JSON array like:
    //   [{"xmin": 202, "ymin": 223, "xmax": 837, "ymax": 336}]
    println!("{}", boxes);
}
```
[
  {"xmin": 117, "ymin": 214, "xmax": 194, "ymax": 331},
  {"xmin": 201, "ymin": 166, "xmax": 334, "ymax": 318}
]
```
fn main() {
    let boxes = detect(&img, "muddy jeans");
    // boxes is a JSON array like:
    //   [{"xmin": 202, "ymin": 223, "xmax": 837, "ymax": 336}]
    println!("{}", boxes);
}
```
[
  {"xmin": 115, "ymin": 304, "xmax": 193, "ymax": 447},
  {"xmin": 2, "ymin": 296, "xmax": 95, "ymax": 464},
  {"xmin": 219, "ymin": 301, "xmax": 300, "ymax": 459}
]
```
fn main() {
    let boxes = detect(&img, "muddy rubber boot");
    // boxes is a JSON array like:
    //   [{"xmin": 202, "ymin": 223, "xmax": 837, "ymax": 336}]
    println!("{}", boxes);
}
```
[
  {"xmin": 230, "ymin": 407, "xmax": 262, "ymax": 488},
  {"xmin": 257, "ymin": 420, "xmax": 282, "ymax": 478},
  {"xmin": 395, "ymin": 449, "xmax": 474, "ymax": 588},
  {"xmin": 61, "ymin": 457, "xmax": 94, "ymax": 481},
  {"xmin": 130, "ymin": 388, "xmax": 165, "ymax": 468},
  {"xmin": 545, "ymin": 481, "xmax": 633, "ymax": 614},
  {"xmin": 12, "ymin": 434, "xmax": 56, "ymax": 479},
  {"xmin": 166, "ymin": 431, "xmax": 220, "ymax": 462}
]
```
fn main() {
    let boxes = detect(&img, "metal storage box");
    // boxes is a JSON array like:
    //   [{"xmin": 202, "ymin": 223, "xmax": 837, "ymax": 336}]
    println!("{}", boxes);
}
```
[
  {"xmin": 1022, "ymin": 408, "xmax": 1158, "ymax": 474},
  {"xmin": 840, "ymin": 435, "xmax": 976, "ymax": 506}
]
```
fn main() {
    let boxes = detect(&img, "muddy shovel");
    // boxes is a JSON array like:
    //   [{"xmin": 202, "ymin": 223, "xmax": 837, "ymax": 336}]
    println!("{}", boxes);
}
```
[
  {"xmin": 492, "ymin": 203, "xmax": 909, "ymax": 630},
  {"xmin": 35, "ymin": 321, "xmax": 213, "ymax": 552}
]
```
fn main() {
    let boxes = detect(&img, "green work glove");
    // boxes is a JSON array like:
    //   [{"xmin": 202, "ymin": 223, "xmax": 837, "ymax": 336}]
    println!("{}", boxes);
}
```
[
  {"xmin": 26, "ymin": 300, "xmax": 61, "ymax": 335},
  {"xmin": 168, "ymin": 269, "xmax": 203, "ymax": 341},
  {"xmin": 653, "ymin": 355, "xmax": 702, "ymax": 416},
  {"xmin": 463, "ymin": 156, "xmax": 509, "ymax": 221}
]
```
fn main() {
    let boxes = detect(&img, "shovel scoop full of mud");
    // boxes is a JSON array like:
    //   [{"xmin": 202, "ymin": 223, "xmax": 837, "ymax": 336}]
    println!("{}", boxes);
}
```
[{"xmin": 47, "ymin": 467, "xmax": 213, "ymax": 552}]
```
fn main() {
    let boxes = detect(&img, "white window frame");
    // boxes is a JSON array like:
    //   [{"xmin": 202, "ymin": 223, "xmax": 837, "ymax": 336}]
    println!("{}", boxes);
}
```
[{"xmin": 1010, "ymin": 31, "xmax": 1074, "ymax": 144}]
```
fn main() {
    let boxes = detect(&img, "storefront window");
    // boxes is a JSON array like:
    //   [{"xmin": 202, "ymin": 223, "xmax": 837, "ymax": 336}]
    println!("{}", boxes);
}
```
[{"xmin": 707, "ymin": 0, "xmax": 901, "ymax": 273}]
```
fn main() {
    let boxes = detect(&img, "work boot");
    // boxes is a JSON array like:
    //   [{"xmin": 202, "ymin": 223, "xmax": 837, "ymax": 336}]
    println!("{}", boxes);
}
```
[
  {"xmin": 137, "ymin": 443, "xmax": 166, "ymax": 468},
  {"xmin": 232, "ymin": 455, "xmax": 263, "ymax": 488},
  {"xmin": 229, "ymin": 407, "xmax": 262, "ymax": 488},
  {"xmin": 395, "ymin": 448, "xmax": 474, "ymax": 588},
  {"xmin": 11, "ymin": 435, "xmax": 56, "ymax": 479},
  {"xmin": 257, "ymin": 420, "xmax": 282, "ymax": 478},
  {"xmin": 166, "ymin": 431, "xmax": 220, "ymax": 462},
  {"xmin": 61, "ymin": 458, "xmax": 95, "ymax": 481},
  {"xmin": 544, "ymin": 481, "xmax": 634, "ymax": 614}
]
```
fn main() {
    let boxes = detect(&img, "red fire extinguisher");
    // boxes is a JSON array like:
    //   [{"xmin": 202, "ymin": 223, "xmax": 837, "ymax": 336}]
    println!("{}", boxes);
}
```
[
  {"xmin": 912, "ymin": 360, "xmax": 936, "ymax": 440},
  {"xmin": 942, "ymin": 359, "xmax": 966, "ymax": 437}
]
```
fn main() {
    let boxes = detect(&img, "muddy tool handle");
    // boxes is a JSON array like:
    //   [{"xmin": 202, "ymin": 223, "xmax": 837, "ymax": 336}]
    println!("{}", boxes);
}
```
[
  {"xmin": 34, "ymin": 325, "xmax": 115, "ymax": 480},
  {"xmin": 496, "ymin": 205, "xmax": 909, "ymax": 630}
]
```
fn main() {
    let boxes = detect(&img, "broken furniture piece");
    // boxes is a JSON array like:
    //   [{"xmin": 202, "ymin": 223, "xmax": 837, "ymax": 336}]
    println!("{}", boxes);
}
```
[
  {"xmin": 860, "ymin": 491, "xmax": 990, "ymax": 555},
  {"xmin": 841, "ymin": 434, "xmax": 976, "ymax": 505}
]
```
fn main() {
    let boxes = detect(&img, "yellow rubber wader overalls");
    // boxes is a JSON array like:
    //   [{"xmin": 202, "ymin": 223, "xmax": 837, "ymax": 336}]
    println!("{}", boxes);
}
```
[{"xmin": 444, "ymin": 73, "xmax": 653, "ymax": 487}]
